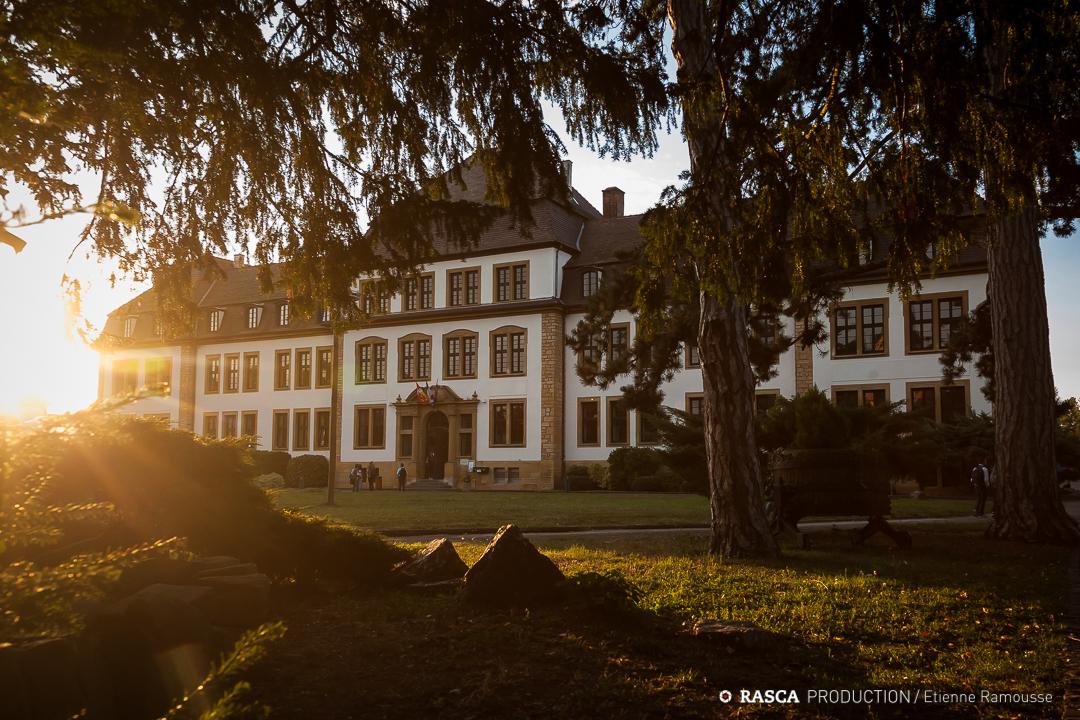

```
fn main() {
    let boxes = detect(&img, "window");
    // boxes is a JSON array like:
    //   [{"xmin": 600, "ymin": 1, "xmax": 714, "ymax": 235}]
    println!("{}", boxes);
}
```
[
  {"xmin": 755, "ymin": 391, "xmax": 781, "ymax": 414},
  {"xmin": 112, "ymin": 359, "xmax": 139, "ymax": 396},
  {"xmin": 145, "ymin": 357, "xmax": 172, "ymax": 390},
  {"xmin": 222, "ymin": 412, "xmax": 238, "ymax": 439},
  {"xmin": 399, "ymin": 335, "xmax": 432, "ymax": 381},
  {"xmin": 686, "ymin": 393, "xmax": 704, "ymax": 419},
  {"xmin": 905, "ymin": 293, "xmax": 967, "ymax": 353},
  {"xmin": 205, "ymin": 355, "xmax": 222, "ymax": 393},
  {"xmin": 420, "ymin": 274, "xmax": 435, "ymax": 310},
  {"xmin": 578, "ymin": 398, "xmax": 600, "ymax": 447},
  {"xmin": 607, "ymin": 398, "xmax": 629, "ymax": 446},
  {"xmin": 278, "ymin": 302, "xmax": 290, "ymax": 327},
  {"xmin": 293, "ymin": 409, "xmax": 310, "ymax": 451},
  {"xmin": 314, "ymin": 409, "xmax": 331, "ymax": 451},
  {"xmin": 223, "ymin": 354, "xmax": 240, "ymax": 393},
  {"xmin": 203, "ymin": 413, "xmax": 219, "ymax": 439},
  {"xmin": 494, "ymin": 467, "xmax": 521, "ymax": 484},
  {"xmin": 907, "ymin": 381, "xmax": 969, "ymax": 423},
  {"xmin": 447, "ymin": 268, "xmax": 480, "ymax": 306},
  {"xmin": 752, "ymin": 314, "xmax": 781, "ymax": 365},
  {"xmin": 832, "ymin": 384, "xmax": 889, "ymax": 409},
  {"xmin": 582, "ymin": 269, "xmax": 601, "ymax": 298},
  {"xmin": 637, "ymin": 409, "xmax": 661, "ymax": 445},
  {"xmin": 398, "ymin": 415, "xmax": 414, "ymax": 457},
  {"xmin": 295, "ymin": 348, "xmax": 312, "ymax": 389},
  {"xmin": 491, "ymin": 327, "xmax": 526, "ymax": 377},
  {"xmin": 355, "ymin": 338, "xmax": 387, "ymax": 383},
  {"xmin": 272, "ymin": 410, "xmax": 289, "ymax": 451},
  {"xmin": 403, "ymin": 277, "xmax": 418, "ymax": 311},
  {"xmin": 445, "ymin": 331, "xmax": 479, "ymax": 378},
  {"xmin": 274, "ymin": 350, "xmax": 291, "ymax": 390},
  {"xmin": 581, "ymin": 332, "xmax": 601, "ymax": 370},
  {"xmin": 246, "ymin": 305, "xmax": 261, "ymax": 329},
  {"xmin": 608, "ymin": 324, "xmax": 629, "ymax": 368},
  {"xmin": 833, "ymin": 300, "xmax": 888, "ymax": 357},
  {"xmin": 243, "ymin": 352, "xmax": 260, "ymax": 392},
  {"xmin": 209, "ymin": 309, "xmax": 224, "ymax": 333},
  {"xmin": 494, "ymin": 262, "xmax": 529, "ymax": 302},
  {"xmin": 685, "ymin": 344, "xmax": 701, "ymax": 369},
  {"xmin": 123, "ymin": 316, "xmax": 137, "ymax": 338},
  {"xmin": 360, "ymin": 282, "xmax": 390, "ymax": 315},
  {"xmin": 316, "ymin": 346, "xmax": 333, "ymax": 388},
  {"xmin": 354, "ymin": 405, "xmax": 386, "ymax": 449},
  {"xmin": 320, "ymin": 306, "xmax": 331, "ymax": 323},
  {"xmin": 241, "ymin": 411, "xmax": 258, "ymax": 438},
  {"xmin": 458, "ymin": 413, "xmax": 474, "ymax": 458},
  {"xmin": 491, "ymin": 399, "xmax": 526, "ymax": 447}
]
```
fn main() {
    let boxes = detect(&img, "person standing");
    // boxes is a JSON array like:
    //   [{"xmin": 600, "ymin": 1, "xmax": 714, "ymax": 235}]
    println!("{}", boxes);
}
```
[
  {"xmin": 367, "ymin": 461, "xmax": 377, "ymax": 490},
  {"xmin": 971, "ymin": 454, "xmax": 990, "ymax": 517},
  {"xmin": 396, "ymin": 462, "xmax": 408, "ymax": 491},
  {"xmin": 349, "ymin": 464, "xmax": 362, "ymax": 493}
]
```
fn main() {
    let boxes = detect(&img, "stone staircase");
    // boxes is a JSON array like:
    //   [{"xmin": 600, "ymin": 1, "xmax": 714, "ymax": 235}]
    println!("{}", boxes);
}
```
[{"xmin": 407, "ymin": 478, "xmax": 453, "ymax": 490}]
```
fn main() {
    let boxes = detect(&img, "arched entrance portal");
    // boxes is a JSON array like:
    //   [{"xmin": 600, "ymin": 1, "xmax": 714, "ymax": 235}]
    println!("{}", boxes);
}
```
[{"xmin": 424, "ymin": 411, "xmax": 449, "ymax": 479}]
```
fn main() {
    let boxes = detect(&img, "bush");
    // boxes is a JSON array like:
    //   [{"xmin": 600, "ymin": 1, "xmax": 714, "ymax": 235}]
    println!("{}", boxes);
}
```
[
  {"xmin": 252, "ymin": 450, "xmax": 291, "ymax": 477},
  {"xmin": 285, "ymin": 454, "xmax": 329, "ymax": 488},
  {"xmin": 26, "ymin": 414, "xmax": 406, "ymax": 586},
  {"xmin": 253, "ymin": 472, "xmax": 285, "ymax": 489},
  {"xmin": 607, "ymin": 447, "xmax": 663, "ymax": 491},
  {"xmin": 565, "ymin": 465, "xmax": 596, "ymax": 490},
  {"xmin": 587, "ymin": 463, "xmax": 610, "ymax": 490}
]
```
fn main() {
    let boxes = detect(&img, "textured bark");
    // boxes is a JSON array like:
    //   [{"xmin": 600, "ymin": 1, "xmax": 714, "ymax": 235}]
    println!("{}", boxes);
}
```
[
  {"xmin": 699, "ymin": 293, "xmax": 780, "ymax": 557},
  {"xmin": 669, "ymin": 0, "xmax": 779, "ymax": 558},
  {"xmin": 984, "ymin": 203, "xmax": 1078, "ymax": 543}
]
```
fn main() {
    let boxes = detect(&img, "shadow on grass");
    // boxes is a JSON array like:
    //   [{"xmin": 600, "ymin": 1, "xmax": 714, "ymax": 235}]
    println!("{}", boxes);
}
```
[{"xmin": 242, "ymin": 585, "xmax": 874, "ymax": 720}]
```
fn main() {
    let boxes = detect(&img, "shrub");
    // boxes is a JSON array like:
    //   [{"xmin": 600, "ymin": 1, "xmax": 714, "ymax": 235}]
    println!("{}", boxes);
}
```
[
  {"xmin": 253, "ymin": 472, "xmax": 285, "ymax": 489},
  {"xmin": 252, "ymin": 450, "xmax": 291, "ymax": 477},
  {"xmin": 24, "ymin": 414, "xmax": 405, "ymax": 586},
  {"xmin": 565, "ymin": 465, "xmax": 595, "ymax": 490},
  {"xmin": 587, "ymin": 463, "xmax": 610, "ymax": 490},
  {"xmin": 607, "ymin": 447, "xmax": 663, "ymax": 491},
  {"xmin": 285, "ymin": 454, "xmax": 329, "ymax": 488}
]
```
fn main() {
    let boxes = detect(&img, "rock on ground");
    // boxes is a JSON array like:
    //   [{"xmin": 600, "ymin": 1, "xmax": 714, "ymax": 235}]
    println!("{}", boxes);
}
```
[{"xmin": 464, "ymin": 524, "xmax": 565, "ymax": 606}]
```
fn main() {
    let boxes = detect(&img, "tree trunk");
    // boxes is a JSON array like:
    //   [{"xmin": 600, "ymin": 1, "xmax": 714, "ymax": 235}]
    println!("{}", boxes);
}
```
[
  {"xmin": 669, "ymin": 0, "xmax": 779, "ymax": 558},
  {"xmin": 985, "ymin": 202, "xmax": 1078, "ymax": 543},
  {"xmin": 699, "ymin": 292, "xmax": 780, "ymax": 557}
]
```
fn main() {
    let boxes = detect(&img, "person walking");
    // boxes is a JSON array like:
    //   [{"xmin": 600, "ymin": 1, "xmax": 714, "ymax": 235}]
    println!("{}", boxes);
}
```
[
  {"xmin": 396, "ymin": 462, "xmax": 408, "ymax": 491},
  {"xmin": 349, "ymin": 464, "xmax": 362, "ymax": 493},
  {"xmin": 970, "ymin": 454, "xmax": 990, "ymax": 517}
]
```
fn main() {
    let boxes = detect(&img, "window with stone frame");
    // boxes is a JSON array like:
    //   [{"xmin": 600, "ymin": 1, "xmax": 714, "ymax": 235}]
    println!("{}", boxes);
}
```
[
  {"xmin": 355, "ymin": 338, "xmax": 387, "ymax": 383},
  {"xmin": 241, "ymin": 411, "xmax": 258, "ymax": 438},
  {"xmin": 494, "ymin": 262, "xmax": 529, "ymax": 302},
  {"xmin": 243, "ymin": 352, "xmax": 259, "ymax": 391},
  {"xmin": 293, "ymin": 409, "xmax": 310, "ymax": 451},
  {"xmin": 224, "ymin": 353, "xmax": 241, "ymax": 393},
  {"xmin": 274, "ymin": 350, "xmax": 291, "ymax": 390},
  {"xmin": 205, "ymin": 355, "xmax": 222, "ymax": 393},
  {"xmin": 608, "ymin": 323, "xmax": 629, "ymax": 368},
  {"xmin": 491, "ymin": 327, "xmax": 526, "ymax": 377},
  {"xmin": 113, "ymin": 359, "xmax": 139, "ymax": 396},
  {"xmin": 458, "ymin": 413, "xmax": 474, "ymax": 458},
  {"xmin": 246, "ymin": 305, "xmax": 261, "ymax": 329},
  {"xmin": 203, "ymin": 413, "xmax": 219, "ymax": 439},
  {"xmin": 272, "ymin": 411, "xmax": 289, "ymax": 450},
  {"xmin": 209, "ymin": 309, "xmax": 224, "ymax": 333},
  {"xmin": 491, "ymin": 399, "xmax": 526, "ymax": 447},
  {"xmin": 316, "ymin": 346, "xmax": 333, "ymax": 388},
  {"xmin": 444, "ymin": 331, "xmax": 479, "ymax": 379},
  {"xmin": 907, "ymin": 381, "xmax": 969, "ymax": 423},
  {"xmin": 606, "ymin": 398, "xmax": 629, "ymax": 446},
  {"xmin": 686, "ymin": 393, "xmax": 704, "ymax": 419},
  {"xmin": 832, "ymin": 384, "xmax": 889, "ymax": 409},
  {"xmin": 314, "ymin": 409, "xmax": 331, "ymax": 451},
  {"xmin": 833, "ymin": 300, "xmax": 888, "ymax": 357},
  {"xmin": 398, "ymin": 415, "xmax": 414, "ymax": 457},
  {"xmin": 398, "ymin": 335, "xmax": 432, "ymax": 381},
  {"xmin": 278, "ymin": 302, "xmax": 290, "ymax": 326},
  {"xmin": 222, "ymin": 412, "xmax": 238, "ymax": 439},
  {"xmin": 685, "ymin": 344, "xmax": 701, "ymax": 368},
  {"xmin": 905, "ymin": 293, "xmax": 967, "ymax": 353},
  {"xmin": 578, "ymin": 398, "xmax": 600, "ymax": 446},
  {"xmin": 145, "ymin": 356, "xmax": 172, "ymax": 390},
  {"xmin": 354, "ymin": 405, "xmax": 386, "ymax": 449}
]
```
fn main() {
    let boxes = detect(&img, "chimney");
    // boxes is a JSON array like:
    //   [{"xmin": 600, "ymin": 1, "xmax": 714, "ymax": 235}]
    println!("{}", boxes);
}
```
[
  {"xmin": 602, "ymin": 187, "xmax": 624, "ymax": 218},
  {"xmin": 561, "ymin": 159, "xmax": 573, "ymax": 191},
  {"xmin": 233, "ymin": 253, "xmax": 245, "ymax": 268}
]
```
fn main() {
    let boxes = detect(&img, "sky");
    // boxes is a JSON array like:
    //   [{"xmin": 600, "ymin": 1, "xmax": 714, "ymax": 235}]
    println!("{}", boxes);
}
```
[{"xmin": 0, "ymin": 123, "xmax": 1077, "ymax": 416}]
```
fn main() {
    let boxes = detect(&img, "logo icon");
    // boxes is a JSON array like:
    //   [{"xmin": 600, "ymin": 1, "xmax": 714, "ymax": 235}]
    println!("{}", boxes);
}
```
[{"xmin": 718, "ymin": 690, "xmax": 733, "ymax": 703}]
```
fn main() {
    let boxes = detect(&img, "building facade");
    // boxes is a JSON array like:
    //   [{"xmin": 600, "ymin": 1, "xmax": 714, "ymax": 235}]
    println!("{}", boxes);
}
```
[{"xmin": 96, "ymin": 163, "xmax": 989, "ymax": 490}]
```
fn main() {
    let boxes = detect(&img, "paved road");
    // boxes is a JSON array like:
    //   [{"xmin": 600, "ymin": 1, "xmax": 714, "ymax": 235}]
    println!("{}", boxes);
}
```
[{"xmin": 395, "ymin": 514, "xmax": 990, "ymax": 544}]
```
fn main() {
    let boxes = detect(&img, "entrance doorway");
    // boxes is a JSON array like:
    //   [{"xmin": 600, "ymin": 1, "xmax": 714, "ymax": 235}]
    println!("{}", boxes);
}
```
[{"xmin": 424, "ymin": 411, "xmax": 449, "ymax": 479}]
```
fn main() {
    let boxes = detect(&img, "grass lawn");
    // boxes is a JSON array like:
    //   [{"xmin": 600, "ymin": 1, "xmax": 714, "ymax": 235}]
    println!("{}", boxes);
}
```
[
  {"xmin": 274, "ymin": 488, "xmax": 989, "ymax": 532},
  {"xmin": 245, "ymin": 523, "xmax": 1069, "ymax": 719}
]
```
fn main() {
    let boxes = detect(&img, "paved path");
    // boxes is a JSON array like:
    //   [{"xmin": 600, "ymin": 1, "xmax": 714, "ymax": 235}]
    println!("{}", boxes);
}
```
[{"xmin": 394, "ymin": 514, "xmax": 990, "ymax": 544}]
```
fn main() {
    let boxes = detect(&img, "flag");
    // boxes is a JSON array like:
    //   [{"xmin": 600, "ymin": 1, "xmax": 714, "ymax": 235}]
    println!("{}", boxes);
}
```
[
  {"xmin": 0, "ymin": 227, "xmax": 27, "ymax": 254},
  {"xmin": 414, "ymin": 382, "xmax": 428, "ymax": 404},
  {"xmin": 427, "ymin": 382, "xmax": 437, "ymax": 406}
]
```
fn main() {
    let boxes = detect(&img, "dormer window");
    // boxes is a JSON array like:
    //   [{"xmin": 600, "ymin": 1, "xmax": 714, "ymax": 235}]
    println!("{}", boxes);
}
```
[
  {"xmin": 246, "ymin": 305, "xmax": 262, "ymax": 329},
  {"xmin": 858, "ymin": 242, "xmax": 874, "ymax": 266},
  {"xmin": 279, "ymin": 302, "xmax": 290, "ymax": 327},
  {"xmin": 209, "ymin": 309, "xmax": 224, "ymax": 333},
  {"xmin": 582, "ymin": 269, "xmax": 601, "ymax": 297},
  {"xmin": 320, "ymin": 306, "xmax": 331, "ymax": 323},
  {"xmin": 123, "ymin": 316, "xmax": 137, "ymax": 338},
  {"xmin": 926, "ymin": 240, "xmax": 937, "ymax": 260}
]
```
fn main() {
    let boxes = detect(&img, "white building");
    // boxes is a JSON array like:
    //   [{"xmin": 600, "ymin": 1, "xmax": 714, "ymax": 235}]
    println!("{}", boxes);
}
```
[{"xmin": 96, "ymin": 162, "xmax": 989, "ymax": 490}]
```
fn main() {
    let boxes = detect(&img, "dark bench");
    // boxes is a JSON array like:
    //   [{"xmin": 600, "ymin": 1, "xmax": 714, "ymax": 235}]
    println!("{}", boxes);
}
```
[{"xmin": 769, "ymin": 449, "xmax": 912, "ymax": 549}]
